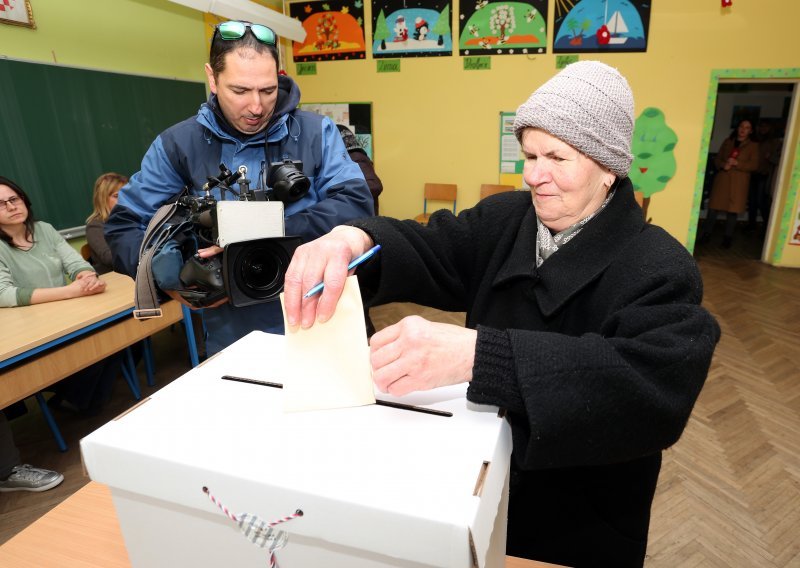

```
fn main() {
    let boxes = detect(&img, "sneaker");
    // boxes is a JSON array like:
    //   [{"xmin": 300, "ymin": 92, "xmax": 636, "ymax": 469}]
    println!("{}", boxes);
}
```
[{"xmin": 0, "ymin": 464, "xmax": 64, "ymax": 493}]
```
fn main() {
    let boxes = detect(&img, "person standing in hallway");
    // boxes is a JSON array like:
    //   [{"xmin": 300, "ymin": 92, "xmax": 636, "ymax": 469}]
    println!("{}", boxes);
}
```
[{"xmin": 699, "ymin": 119, "xmax": 759, "ymax": 248}]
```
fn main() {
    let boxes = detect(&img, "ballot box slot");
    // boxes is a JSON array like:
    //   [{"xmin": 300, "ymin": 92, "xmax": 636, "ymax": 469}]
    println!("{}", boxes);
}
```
[{"xmin": 220, "ymin": 375, "xmax": 452, "ymax": 417}]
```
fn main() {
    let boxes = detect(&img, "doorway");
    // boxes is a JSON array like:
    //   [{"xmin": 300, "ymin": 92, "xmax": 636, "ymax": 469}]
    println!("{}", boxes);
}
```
[{"xmin": 689, "ymin": 69, "xmax": 798, "ymax": 264}]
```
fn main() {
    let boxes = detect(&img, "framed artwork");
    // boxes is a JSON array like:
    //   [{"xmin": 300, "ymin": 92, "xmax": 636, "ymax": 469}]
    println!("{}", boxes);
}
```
[
  {"xmin": 0, "ymin": 0, "xmax": 36, "ymax": 29},
  {"xmin": 289, "ymin": 0, "xmax": 366, "ymax": 62},
  {"xmin": 553, "ymin": 0, "xmax": 650, "ymax": 53},
  {"xmin": 372, "ymin": 0, "xmax": 452, "ymax": 58},
  {"xmin": 458, "ymin": 0, "xmax": 548, "ymax": 57}
]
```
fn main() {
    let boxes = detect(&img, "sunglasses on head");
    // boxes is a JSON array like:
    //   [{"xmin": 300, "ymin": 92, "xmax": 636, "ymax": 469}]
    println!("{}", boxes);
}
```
[{"xmin": 214, "ymin": 21, "xmax": 277, "ymax": 46}]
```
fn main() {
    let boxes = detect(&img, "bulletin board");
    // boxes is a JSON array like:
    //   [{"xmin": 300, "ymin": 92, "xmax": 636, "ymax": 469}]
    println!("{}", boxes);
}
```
[
  {"xmin": 498, "ymin": 111, "xmax": 524, "ymax": 187},
  {"xmin": 299, "ymin": 102, "xmax": 374, "ymax": 159}
]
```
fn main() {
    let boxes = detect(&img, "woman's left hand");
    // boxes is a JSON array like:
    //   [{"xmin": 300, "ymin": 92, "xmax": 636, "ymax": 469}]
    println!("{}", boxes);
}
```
[{"xmin": 369, "ymin": 316, "xmax": 477, "ymax": 396}]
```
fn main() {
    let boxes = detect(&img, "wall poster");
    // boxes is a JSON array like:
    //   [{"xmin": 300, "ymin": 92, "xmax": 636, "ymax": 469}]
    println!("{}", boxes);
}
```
[
  {"xmin": 371, "ymin": 0, "xmax": 453, "ymax": 58},
  {"xmin": 300, "ymin": 102, "xmax": 374, "ymax": 159},
  {"xmin": 498, "ymin": 111, "xmax": 525, "ymax": 187},
  {"xmin": 289, "ymin": 0, "xmax": 367, "ymax": 62},
  {"xmin": 553, "ymin": 0, "xmax": 651, "ymax": 53},
  {"xmin": 458, "ymin": 0, "xmax": 548, "ymax": 57}
]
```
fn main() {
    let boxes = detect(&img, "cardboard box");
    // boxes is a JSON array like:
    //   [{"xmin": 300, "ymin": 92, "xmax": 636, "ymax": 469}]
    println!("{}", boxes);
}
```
[{"xmin": 81, "ymin": 331, "xmax": 512, "ymax": 567}]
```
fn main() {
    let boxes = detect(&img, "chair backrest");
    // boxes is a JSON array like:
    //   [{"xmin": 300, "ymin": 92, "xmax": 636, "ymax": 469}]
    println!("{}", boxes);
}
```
[
  {"xmin": 423, "ymin": 183, "xmax": 457, "ymax": 214},
  {"xmin": 479, "ymin": 183, "xmax": 515, "ymax": 200},
  {"xmin": 80, "ymin": 243, "xmax": 92, "ymax": 261}
]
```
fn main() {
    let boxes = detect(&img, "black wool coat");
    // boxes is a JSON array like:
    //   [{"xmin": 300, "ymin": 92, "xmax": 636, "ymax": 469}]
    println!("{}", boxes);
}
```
[{"xmin": 352, "ymin": 180, "xmax": 720, "ymax": 567}]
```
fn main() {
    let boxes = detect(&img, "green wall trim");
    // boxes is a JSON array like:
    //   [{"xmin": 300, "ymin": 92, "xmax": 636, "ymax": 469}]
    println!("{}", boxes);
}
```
[
  {"xmin": 690, "ymin": 68, "xmax": 800, "ymax": 265},
  {"xmin": 777, "ymin": 137, "xmax": 800, "ymax": 263}
]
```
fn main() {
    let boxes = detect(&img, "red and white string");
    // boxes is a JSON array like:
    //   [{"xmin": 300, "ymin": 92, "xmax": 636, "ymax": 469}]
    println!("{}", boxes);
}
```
[{"xmin": 202, "ymin": 486, "xmax": 303, "ymax": 567}]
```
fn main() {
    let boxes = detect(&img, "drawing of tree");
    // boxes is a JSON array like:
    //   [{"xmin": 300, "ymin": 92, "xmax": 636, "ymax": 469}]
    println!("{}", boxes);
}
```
[
  {"xmin": 629, "ymin": 107, "xmax": 678, "ymax": 220},
  {"xmin": 315, "ymin": 13, "xmax": 340, "ymax": 50},
  {"xmin": 489, "ymin": 5, "xmax": 515, "ymax": 42},
  {"xmin": 566, "ymin": 17, "xmax": 580, "ymax": 38},
  {"xmin": 374, "ymin": 9, "xmax": 390, "ymax": 50},
  {"xmin": 431, "ymin": 4, "xmax": 450, "ymax": 46}
]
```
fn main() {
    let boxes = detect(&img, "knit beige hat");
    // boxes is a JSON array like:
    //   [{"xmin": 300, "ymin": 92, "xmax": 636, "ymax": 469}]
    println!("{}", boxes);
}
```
[{"xmin": 513, "ymin": 60, "xmax": 634, "ymax": 178}]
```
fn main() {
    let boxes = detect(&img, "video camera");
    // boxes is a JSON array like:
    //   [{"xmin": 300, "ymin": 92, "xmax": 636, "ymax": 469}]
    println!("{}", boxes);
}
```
[{"xmin": 170, "ymin": 161, "xmax": 309, "ymax": 308}]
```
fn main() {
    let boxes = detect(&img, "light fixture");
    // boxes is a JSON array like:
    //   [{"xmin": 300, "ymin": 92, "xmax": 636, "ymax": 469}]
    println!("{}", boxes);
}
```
[{"xmin": 168, "ymin": 0, "xmax": 306, "ymax": 43}]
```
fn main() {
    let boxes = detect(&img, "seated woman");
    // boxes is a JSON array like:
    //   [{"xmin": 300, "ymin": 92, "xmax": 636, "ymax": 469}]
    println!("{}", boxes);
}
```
[
  {"xmin": 284, "ymin": 62, "xmax": 720, "ymax": 567},
  {"xmin": 85, "ymin": 172, "xmax": 127, "ymax": 274},
  {"xmin": 0, "ymin": 176, "xmax": 121, "ymax": 415}
]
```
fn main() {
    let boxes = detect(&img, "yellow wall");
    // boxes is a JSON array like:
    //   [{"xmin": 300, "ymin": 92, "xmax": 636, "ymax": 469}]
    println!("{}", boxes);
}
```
[
  {"xmin": 2, "ymin": 0, "xmax": 798, "ymax": 266},
  {"xmin": 0, "ymin": 0, "xmax": 206, "ymax": 82},
  {"xmin": 287, "ymin": 0, "xmax": 800, "ymax": 267}
]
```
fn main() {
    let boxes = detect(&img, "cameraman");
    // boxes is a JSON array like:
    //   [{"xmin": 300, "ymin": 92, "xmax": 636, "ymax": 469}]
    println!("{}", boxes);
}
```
[{"xmin": 105, "ymin": 22, "xmax": 373, "ymax": 355}]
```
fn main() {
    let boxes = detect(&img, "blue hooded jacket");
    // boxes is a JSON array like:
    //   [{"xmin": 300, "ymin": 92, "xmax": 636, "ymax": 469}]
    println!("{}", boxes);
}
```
[{"xmin": 106, "ymin": 74, "xmax": 373, "ymax": 354}]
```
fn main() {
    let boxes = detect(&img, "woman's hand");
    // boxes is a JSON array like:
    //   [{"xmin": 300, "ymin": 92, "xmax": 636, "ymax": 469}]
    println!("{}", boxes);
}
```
[
  {"xmin": 73, "ymin": 271, "xmax": 106, "ymax": 294},
  {"xmin": 65, "ymin": 275, "xmax": 106, "ymax": 298},
  {"xmin": 283, "ymin": 226, "xmax": 374, "ymax": 330},
  {"xmin": 369, "ymin": 316, "xmax": 477, "ymax": 396}
]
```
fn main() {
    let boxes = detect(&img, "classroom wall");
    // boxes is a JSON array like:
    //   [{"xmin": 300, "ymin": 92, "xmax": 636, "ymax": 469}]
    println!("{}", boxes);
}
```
[
  {"xmin": 0, "ymin": 0, "xmax": 206, "ymax": 81},
  {"xmin": 287, "ymin": 0, "xmax": 800, "ymax": 267},
  {"xmin": 2, "ymin": 0, "xmax": 798, "ymax": 267}
]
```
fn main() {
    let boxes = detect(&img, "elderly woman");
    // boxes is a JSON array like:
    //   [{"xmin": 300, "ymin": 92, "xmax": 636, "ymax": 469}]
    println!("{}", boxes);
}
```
[{"xmin": 283, "ymin": 62, "xmax": 720, "ymax": 567}]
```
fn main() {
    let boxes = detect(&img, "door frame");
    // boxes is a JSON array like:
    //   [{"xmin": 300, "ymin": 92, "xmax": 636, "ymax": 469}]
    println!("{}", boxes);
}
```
[{"xmin": 689, "ymin": 67, "xmax": 800, "ymax": 264}]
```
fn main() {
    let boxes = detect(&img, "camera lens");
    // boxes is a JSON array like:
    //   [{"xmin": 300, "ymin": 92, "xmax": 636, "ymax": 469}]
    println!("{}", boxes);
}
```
[{"xmin": 235, "ymin": 243, "xmax": 290, "ymax": 300}]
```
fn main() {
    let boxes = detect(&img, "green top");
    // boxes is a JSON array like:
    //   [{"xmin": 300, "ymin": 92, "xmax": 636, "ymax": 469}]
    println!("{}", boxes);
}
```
[{"xmin": 0, "ymin": 221, "xmax": 93, "ymax": 307}]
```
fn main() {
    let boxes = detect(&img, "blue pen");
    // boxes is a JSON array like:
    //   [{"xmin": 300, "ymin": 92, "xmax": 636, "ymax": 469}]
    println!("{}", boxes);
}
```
[{"xmin": 303, "ymin": 244, "xmax": 382, "ymax": 298}]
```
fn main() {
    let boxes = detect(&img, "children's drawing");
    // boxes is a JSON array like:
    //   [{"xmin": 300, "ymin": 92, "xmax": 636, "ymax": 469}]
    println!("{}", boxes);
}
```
[
  {"xmin": 290, "ymin": 0, "xmax": 366, "ymax": 62},
  {"xmin": 629, "ymin": 107, "xmax": 677, "ymax": 220},
  {"xmin": 553, "ymin": 0, "xmax": 650, "ymax": 53},
  {"xmin": 372, "ymin": 0, "xmax": 452, "ymax": 58},
  {"xmin": 459, "ymin": 0, "xmax": 547, "ymax": 56}
]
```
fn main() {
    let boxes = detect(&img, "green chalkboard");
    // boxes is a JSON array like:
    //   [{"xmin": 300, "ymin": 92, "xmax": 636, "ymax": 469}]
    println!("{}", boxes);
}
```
[{"xmin": 0, "ymin": 59, "xmax": 206, "ymax": 231}]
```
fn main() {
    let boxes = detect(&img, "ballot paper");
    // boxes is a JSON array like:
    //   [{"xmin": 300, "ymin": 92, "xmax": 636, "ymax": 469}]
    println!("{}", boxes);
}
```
[{"xmin": 280, "ymin": 275, "xmax": 376, "ymax": 412}]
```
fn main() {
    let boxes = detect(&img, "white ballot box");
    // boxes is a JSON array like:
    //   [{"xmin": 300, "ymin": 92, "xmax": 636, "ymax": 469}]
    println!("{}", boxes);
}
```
[{"xmin": 81, "ymin": 331, "xmax": 512, "ymax": 568}]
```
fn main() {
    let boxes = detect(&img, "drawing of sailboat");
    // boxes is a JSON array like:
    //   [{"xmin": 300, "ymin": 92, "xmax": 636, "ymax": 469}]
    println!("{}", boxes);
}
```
[
  {"xmin": 603, "ymin": 1, "xmax": 629, "ymax": 45},
  {"xmin": 606, "ymin": 11, "xmax": 628, "ymax": 44}
]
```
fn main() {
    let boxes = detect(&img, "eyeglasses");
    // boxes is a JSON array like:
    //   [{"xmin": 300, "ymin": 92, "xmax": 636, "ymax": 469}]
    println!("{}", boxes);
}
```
[
  {"xmin": 214, "ymin": 21, "xmax": 277, "ymax": 46},
  {"xmin": 0, "ymin": 196, "xmax": 22, "ymax": 210}
]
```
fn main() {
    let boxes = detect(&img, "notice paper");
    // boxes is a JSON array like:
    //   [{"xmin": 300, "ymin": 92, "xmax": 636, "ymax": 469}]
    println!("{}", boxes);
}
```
[{"xmin": 280, "ymin": 276, "xmax": 376, "ymax": 412}]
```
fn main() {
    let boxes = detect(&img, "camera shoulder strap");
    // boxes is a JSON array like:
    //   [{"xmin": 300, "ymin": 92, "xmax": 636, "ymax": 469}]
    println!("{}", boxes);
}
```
[{"xmin": 133, "ymin": 201, "xmax": 184, "ymax": 319}]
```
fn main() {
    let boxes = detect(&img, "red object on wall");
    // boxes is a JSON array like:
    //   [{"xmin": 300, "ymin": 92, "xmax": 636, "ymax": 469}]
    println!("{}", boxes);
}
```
[
  {"xmin": 721, "ymin": 0, "xmax": 732, "ymax": 7},
  {"xmin": 596, "ymin": 25, "xmax": 610, "ymax": 45}
]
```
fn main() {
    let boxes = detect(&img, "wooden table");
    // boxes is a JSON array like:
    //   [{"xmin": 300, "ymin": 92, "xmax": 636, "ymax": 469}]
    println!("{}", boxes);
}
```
[
  {"xmin": 0, "ymin": 272, "xmax": 187, "ymax": 409},
  {"xmin": 0, "ymin": 482, "xmax": 561, "ymax": 567}
]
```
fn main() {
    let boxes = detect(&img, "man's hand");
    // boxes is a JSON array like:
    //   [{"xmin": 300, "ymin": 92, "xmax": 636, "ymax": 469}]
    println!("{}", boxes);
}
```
[
  {"xmin": 197, "ymin": 245, "xmax": 224, "ymax": 258},
  {"xmin": 163, "ymin": 289, "xmax": 228, "ymax": 310},
  {"xmin": 164, "ymin": 245, "xmax": 228, "ymax": 309},
  {"xmin": 283, "ymin": 226, "xmax": 374, "ymax": 330},
  {"xmin": 369, "ymin": 316, "xmax": 477, "ymax": 396}
]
